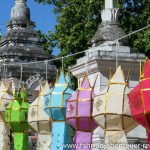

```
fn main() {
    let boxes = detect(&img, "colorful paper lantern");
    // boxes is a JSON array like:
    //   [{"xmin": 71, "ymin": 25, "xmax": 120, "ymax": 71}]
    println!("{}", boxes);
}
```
[
  {"xmin": 44, "ymin": 71, "xmax": 74, "ymax": 150},
  {"xmin": 0, "ymin": 116, "xmax": 10, "ymax": 150},
  {"xmin": 93, "ymin": 66, "xmax": 137, "ymax": 148},
  {"xmin": 66, "ymin": 74, "xmax": 98, "ymax": 149},
  {"xmin": 0, "ymin": 81, "xmax": 14, "ymax": 150},
  {"xmin": 0, "ymin": 81, "xmax": 14, "ymax": 117},
  {"xmin": 5, "ymin": 87, "xmax": 29, "ymax": 150},
  {"xmin": 28, "ymin": 82, "xmax": 51, "ymax": 149},
  {"xmin": 129, "ymin": 58, "xmax": 150, "ymax": 149}
]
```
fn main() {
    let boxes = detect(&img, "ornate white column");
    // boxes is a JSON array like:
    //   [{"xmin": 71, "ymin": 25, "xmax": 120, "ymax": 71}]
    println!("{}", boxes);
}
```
[
  {"xmin": 101, "ymin": 0, "xmax": 119, "ymax": 24},
  {"xmin": 70, "ymin": 0, "xmax": 146, "ymax": 148},
  {"xmin": 105, "ymin": 0, "xmax": 114, "ymax": 9}
]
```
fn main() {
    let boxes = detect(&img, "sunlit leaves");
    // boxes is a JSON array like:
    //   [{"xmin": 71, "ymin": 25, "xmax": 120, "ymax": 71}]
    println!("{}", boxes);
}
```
[{"xmin": 35, "ymin": 0, "xmax": 150, "ymax": 61}]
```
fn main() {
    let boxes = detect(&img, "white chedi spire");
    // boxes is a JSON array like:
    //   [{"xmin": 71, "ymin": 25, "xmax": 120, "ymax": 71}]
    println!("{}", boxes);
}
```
[
  {"xmin": 10, "ymin": 0, "xmax": 32, "ymax": 27},
  {"xmin": 105, "ymin": 0, "xmax": 114, "ymax": 9},
  {"xmin": 101, "ymin": 0, "xmax": 119, "ymax": 23},
  {"xmin": 91, "ymin": 0, "xmax": 128, "ymax": 46},
  {"xmin": 15, "ymin": 0, "xmax": 27, "ymax": 3}
]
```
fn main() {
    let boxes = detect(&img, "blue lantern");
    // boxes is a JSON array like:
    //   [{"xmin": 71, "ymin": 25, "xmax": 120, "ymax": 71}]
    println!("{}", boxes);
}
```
[{"xmin": 44, "ymin": 70, "xmax": 74, "ymax": 150}]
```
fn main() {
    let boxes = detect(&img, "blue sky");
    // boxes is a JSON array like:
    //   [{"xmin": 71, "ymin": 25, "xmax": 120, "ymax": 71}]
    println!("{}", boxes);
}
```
[{"xmin": 0, "ymin": 0, "xmax": 59, "ymax": 55}]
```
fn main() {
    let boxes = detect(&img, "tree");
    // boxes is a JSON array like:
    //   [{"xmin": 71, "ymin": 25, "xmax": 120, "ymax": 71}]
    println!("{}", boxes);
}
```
[
  {"xmin": 116, "ymin": 0, "xmax": 150, "ymax": 55},
  {"xmin": 35, "ymin": 0, "xmax": 103, "ymax": 68},
  {"xmin": 37, "ymin": 30, "xmax": 55, "ymax": 57},
  {"xmin": 35, "ymin": 0, "xmax": 150, "ymax": 63}
]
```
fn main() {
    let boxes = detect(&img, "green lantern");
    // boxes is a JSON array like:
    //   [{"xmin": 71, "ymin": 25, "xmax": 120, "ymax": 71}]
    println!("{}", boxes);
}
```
[{"xmin": 5, "ymin": 87, "xmax": 29, "ymax": 150}]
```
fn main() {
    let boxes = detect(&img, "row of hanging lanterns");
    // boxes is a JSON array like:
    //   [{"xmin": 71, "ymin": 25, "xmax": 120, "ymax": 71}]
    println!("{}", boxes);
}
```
[{"xmin": 0, "ymin": 58, "xmax": 149, "ymax": 149}]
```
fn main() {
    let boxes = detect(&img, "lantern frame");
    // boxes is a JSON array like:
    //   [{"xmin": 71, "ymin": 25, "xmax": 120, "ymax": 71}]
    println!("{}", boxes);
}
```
[
  {"xmin": 129, "ymin": 58, "xmax": 150, "ymax": 131},
  {"xmin": 66, "ymin": 74, "xmax": 98, "ymax": 132},
  {"xmin": 93, "ymin": 66, "xmax": 137, "ymax": 133},
  {"xmin": 44, "ymin": 70, "xmax": 75, "ymax": 150},
  {"xmin": 44, "ymin": 70, "xmax": 74, "ymax": 122},
  {"xmin": 5, "ymin": 88, "xmax": 29, "ymax": 132},
  {"xmin": 28, "ymin": 82, "xmax": 51, "ymax": 134}
]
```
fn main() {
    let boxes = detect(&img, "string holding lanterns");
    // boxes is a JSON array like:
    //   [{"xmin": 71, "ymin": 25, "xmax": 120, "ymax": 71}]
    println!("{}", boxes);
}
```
[
  {"xmin": 66, "ymin": 74, "xmax": 98, "ymax": 149},
  {"xmin": 0, "ymin": 25, "xmax": 149, "ymax": 68},
  {"xmin": 93, "ymin": 66, "xmax": 138, "ymax": 150},
  {"xmin": 129, "ymin": 58, "xmax": 150, "ymax": 150}
]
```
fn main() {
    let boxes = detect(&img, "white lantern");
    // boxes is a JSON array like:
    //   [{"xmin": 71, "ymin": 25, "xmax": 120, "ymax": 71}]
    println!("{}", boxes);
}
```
[
  {"xmin": 28, "ymin": 82, "xmax": 51, "ymax": 150},
  {"xmin": 93, "ymin": 66, "xmax": 138, "ymax": 150},
  {"xmin": 0, "ymin": 81, "xmax": 14, "ymax": 150},
  {"xmin": 0, "ymin": 115, "xmax": 10, "ymax": 150}
]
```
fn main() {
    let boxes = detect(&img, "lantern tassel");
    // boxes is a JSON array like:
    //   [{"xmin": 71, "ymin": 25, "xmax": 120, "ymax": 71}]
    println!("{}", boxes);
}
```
[
  {"xmin": 14, "ymin": 132, "xmax": 28, "ymax": 150},
  {"xmin": 73, "ymin": 131, "xmax": 92, "ymax": 150},
  {"xmin": 105, "ymin": 131, "xmax": 128, "ymax": 150},
  {"xmin": 51, "ymin": 122, "xmax": 73, "ymax": 150},
  {"xmin": 37, "ymin": 134, "xmax": 51, "ymax": 149}
]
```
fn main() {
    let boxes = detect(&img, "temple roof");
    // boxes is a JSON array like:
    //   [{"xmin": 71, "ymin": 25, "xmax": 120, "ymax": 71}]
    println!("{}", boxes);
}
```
[
  {"xmin": 0, "ymin": 0, "xmax": 56, "ymax": 80},
  {"xmin": 91, "ymin": 0, "xmax": 128, "ymax": 46},
  {"xmin": 91, "ymin": 23, "xmax": 128, "ymax": 46},
  {"xmin": 0, "ymin": 0, "xmax": 49, "ymax": 62}
]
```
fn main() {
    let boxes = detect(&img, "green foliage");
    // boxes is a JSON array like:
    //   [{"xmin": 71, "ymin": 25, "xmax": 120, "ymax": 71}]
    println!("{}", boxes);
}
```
[
  {"xmin": 117, "ymin": 0, "xmax": 150, "ymax": 54},
  {"xmin": 37, "ymin": 30, "xmax": 55, "ymax": 56},
  {"xmin": 35, "ymin": 0, "xmax": 150, "ymax": 63}
]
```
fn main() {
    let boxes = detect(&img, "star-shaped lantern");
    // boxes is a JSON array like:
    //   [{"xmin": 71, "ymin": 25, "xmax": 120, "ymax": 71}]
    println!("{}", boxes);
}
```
[
  {"xmin": 129, "ymin": 58, "xmax": 150, "ymax": 149},
  {"xmin": 0, "ymin": 81, "xmax": 14, "ymax": 117},
  {"xmin": 66, "ymin": 74, "xmax": 98, "ymax": 148},
  {"xmin": 5, "ymin": 87, "xmax": 29, "ymax": 150},
  {"xmin": 28, "ymin": 82, "xmax": 51, "ymax": 149},
  {"xmin": 0, "ymin": 81, "xmax": 14, "ymax": 150},
  {"xmin": 93, "ymin": 66, "xmax": 138, "ymax": 148},
  {"xmin": 44, "ymin": 70, "xmax": 74, "ymax": 150}
]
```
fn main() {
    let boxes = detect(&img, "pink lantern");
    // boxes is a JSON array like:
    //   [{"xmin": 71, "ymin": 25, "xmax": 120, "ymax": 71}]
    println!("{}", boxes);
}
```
[
  {"xmin": 66, "ymin": 74, "xmax": 98, "ymax": 149},
  {"xmin": 129, "ymin": 58, "xmax": 150, "ymax": 150}
]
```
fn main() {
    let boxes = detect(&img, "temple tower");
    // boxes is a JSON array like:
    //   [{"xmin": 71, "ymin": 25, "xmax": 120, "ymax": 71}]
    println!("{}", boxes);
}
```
[
  {"xmin": 0, "ymin": 0, "xmax": 56, "ymax": 101},
  {"xmin": 71, "ymin": 0, "xmax": 146, "ymax": 148},
  {"xmin": 0, "ymin": 0, "xmax": 56, "ymax": 80}
]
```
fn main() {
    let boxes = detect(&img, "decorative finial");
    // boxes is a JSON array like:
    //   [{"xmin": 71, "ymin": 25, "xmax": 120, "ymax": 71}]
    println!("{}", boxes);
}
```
[
  {"xmin": 15, "ymin": 0, "xmax": 27, "ymax": 3},
  {"xmin": 90, "ymin": 0, "xmax": 128, "ymax": 46},
  {"xmin": 101, "ymin": 0, "xmax": 118, "ymax": 23},
  {"xmin": 10, "ymin": 0, "xmax": 32, "ymax": 26},
  {"xmin": 105, "ymin": 0, "xmax": 114, "ymax": 9}
]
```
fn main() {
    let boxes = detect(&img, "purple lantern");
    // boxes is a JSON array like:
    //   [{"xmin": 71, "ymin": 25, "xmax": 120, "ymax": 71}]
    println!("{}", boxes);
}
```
[{"xmin": 66, "ymin": 74, "xmax": 98, "ymax": 149}]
